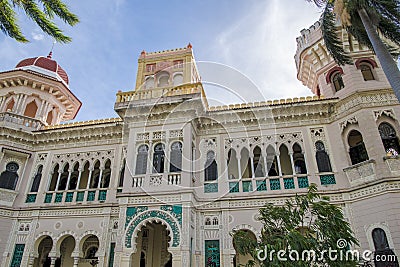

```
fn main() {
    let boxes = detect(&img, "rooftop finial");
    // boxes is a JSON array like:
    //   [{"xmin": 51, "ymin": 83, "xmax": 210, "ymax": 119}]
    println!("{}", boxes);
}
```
[
  {"xmin": 187, "ymin": 42, "xmax": 192, "ymax": 49},
  {"xmin": 47, "ymin": 40, "xmax": 57, "ymax": 59}
]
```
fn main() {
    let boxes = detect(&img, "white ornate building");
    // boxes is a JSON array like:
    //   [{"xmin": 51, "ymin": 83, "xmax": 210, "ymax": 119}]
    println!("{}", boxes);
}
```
[{"xmin": 0, "ymin": 20, "xmax": 399, "ymax": 267}]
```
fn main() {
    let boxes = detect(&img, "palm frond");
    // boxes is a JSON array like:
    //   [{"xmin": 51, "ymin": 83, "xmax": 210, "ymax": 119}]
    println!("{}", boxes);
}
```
[
  {"xmin": 19, "ymin": 0, "xmax": 71, "ymax": 43},
  {"xmin": 320, "ymin": 3, "xmax": 353, "ymax": 65},
  {"xmin": 38, "ymin": 0, "xmax": 79, "ymax": 25},
  {"xmin": 0, "ymin": 0, "xmax": 27, "ymax": 42}
]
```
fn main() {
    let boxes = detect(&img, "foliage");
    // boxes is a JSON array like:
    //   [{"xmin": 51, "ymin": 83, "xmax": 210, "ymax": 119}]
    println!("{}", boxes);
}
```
[
  {"xmin": 306, "ymin": 0, "xmax": 400, "ymax": 65},
  {"xmin": 232, "ymin": 184, "xmax": 359, "ymax": 266},
  {"xmin": 0, "ymin": 0, "xmax": 79, "ymax": 43}
]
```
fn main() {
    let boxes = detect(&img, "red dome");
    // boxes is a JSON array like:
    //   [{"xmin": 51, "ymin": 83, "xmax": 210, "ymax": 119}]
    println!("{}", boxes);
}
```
[{"xmin": 15, "ymin": 54, "xmax": 69, "ymax": 84}]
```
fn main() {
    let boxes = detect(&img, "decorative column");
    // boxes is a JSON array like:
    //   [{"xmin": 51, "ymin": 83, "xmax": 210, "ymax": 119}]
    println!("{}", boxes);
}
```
[
  {"xmin": 65, "ymin": 168, "xmax": 73, "ymax": 190},
  {"xmin": 73, "ymin": 257, "xmax": 79, "ymax": 267},
  {"xmin": 289, "ymin": 152, "xmax": 296, "ymax": 176},
  {"xmin": 276, "ymin": 153, "xmax": 282, "ymax": 177},
  {"xmin": 262, "ymin": 152, "xmax": 268, "ymax": 177},
  {"xmin": 147, "ymin": 141, "xmax": 153, "ymax": 175},
  {"xmin": 236, "ymin": 155, "xmax": 242, "ymax": 192},
  {"xmin": 50, "ymin": 257, "xmax": 57, "ymax": 267},
  {"xmin": 76, "ymin": 168, "xmax": 83, "ymax": 190},
  {"xmin": 55, "ymin": 171, "xmax": 62, "ymax": 191},
  {"xmin": 97, "ymin": 168, "xmax": 104, "ymax": 188},
  {"xmin": 27, "ymin": 256, "xmax": 35, "ymax": 267},
  {"xmin": 250, "ymin": 156, "xmax": 255, "ymax": 178},
  {"xmin": 86, "ymin": 169, "xmax": 93, "ymax": 189}
]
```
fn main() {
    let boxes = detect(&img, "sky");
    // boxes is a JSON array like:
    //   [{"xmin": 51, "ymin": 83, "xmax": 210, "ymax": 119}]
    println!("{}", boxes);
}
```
[{"xmin": 0, "ymin": 0, "xmax": 322, "ymax": 122}]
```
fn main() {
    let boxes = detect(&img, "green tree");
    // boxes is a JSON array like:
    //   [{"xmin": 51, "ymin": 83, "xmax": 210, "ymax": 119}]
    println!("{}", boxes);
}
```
[
  {"xmin": 232, "ymin": 184, "xmax": 359, "ymax": 266},
  {"xmin": 0, "ymin": 0, "xmax": 79, "ymax": 43},
  {"xmin": 306, "ymin": 0, "xmax": 400, "ymax": 102}
]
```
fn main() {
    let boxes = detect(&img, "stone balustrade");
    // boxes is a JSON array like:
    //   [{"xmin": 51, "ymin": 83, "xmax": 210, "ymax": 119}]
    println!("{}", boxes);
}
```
[
  {"xmin": 0, "ymin": 112, "xmax": 44, "ymax": 130},
  {"xmin": 344, "ymin": 159, "xmax": 376, "ymax": 186},
  {"xmin": 131, "ymin": 173, "xmax": 182, "ymax": 189}
]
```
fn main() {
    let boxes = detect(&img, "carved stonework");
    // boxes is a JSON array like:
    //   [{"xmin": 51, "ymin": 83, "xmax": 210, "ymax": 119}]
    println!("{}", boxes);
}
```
[
  {"xmin": 339, "ymin": 116, "xmax": 358, "ymax": 132},
  {"xmin": 344, "ymin": 160, "xmax": 376, "ymax": 186},
  {"xmin": 374, "ymin": 109, "xmax": 396, "ymax": 121}
]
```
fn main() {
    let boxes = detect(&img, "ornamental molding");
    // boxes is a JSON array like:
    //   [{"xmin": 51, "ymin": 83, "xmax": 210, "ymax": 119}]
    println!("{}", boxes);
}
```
[
  {"xmin": 124, "ymin": 206, "xmax": 182, "ymax": 251},
  {"xmin": 373, "ymin": 109, "xmax": 396, "ymax": 121},
  {"xmin": 339, "ymin": 116, "xmax": 358, "ymax": 133},
  {"xmin": 51, "ymin": 149, "xmax": 115, "ymax": 169}
]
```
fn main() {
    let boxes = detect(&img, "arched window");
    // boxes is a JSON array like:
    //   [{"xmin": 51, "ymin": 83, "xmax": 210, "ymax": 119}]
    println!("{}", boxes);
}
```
[
  {"xmin": 48, "ymin": 164, "xmax": 59, "ymax": 191},
  {"xmin": 279, "ymin": 144, "xmax": 293, "ymax": 175},
  {"xmin": 378, "ymin": 122, "xmax": 400, "ymax": 156},
  {"xmin": 153, "ymin": 143, "xmax": 165, "ymax": 173},
  {"xmin": 58, "ymin": 164, "xmax": 69, "ymax": 190},
  {"xmin": 157, "ymin": 72, "xmax": 170, "ymax": 87},
  {"xmin": 145, "ymin": 76, "xmax": 155, "ymax": 89},
  {"xmin": 212, "ymin": 217, "xmax": 219, "ymax": 225},
  {"xmin": 0, "ymin": 162, "xmax": 19, "ymax": 190},
  {"xmin": 253, "ymin": 146, "xmax": 264, "ymax": 177},
  {"xmin": 240, "ymin": 148, "xmax": 252, "ymax": 178},
  {"xmin": 30, "ymin": 165, "xmax": 43, "ymax": 192},
  {"xmin": 372, "ymin": 228, "xmax": 390, "ymax": 251},
  {"xmin": 5, "ymin": 98, "xmax": 15, "ymax": 112},
  {"xmin": 173, "ymin": 73, "xmax": 183, "ymax": 86},
  {"xmin": 170, "ymin": 142, "xmax": 182, "ymax": 172},
  {"xmin": 360, "ymin": 64, "xmax": 374, "ymax": 81},
  {"xmin": 293, "ymin": 143, "xmax": 307, "ymax": 174},
  {"xmin": 205, "ymin": 217, "xmax": 211, "ymax": 225},
  {"xmin": 68, "ymin": 163, "xmax": 79, "ymax": 190},
  {"xmin": 266, "ymin": 145, "xmax": 278, "ymax": 176},
  {"xmin": 101, "ymin": 159, "xmax": 111, "ymax": 188},
  {"xmin": 227, "ymin": 149, "xmax": 238, "ymax": 180},
  {"xmin": 348, "ymin": 130, "xmax": 369, "ymax": 165},
  {"xmin": 205, "ymin": 151, "xmax": 218, "ymax": 181},
  {"xmin": 135, "ymin": 145, "xmax": 149, "ymax": 175},
  {"xmin": 315, "ymin": 141, "xmax": 332, "ymax": 172},
  {"xmin": 23, "ymin": 100, "xmax": 38, "ymax": 118},
  {"xmin": 85, "ymin": 246, "xmax": 98, "ymax": 259},
  {"xmin": 332, "ymin": 72, "xmax": 345, "ymax": 92},
  {"xmin": 119, "ymin": 159, "xmax": 126, "ymax": 187},
  {"xmin": 89, "ymin": 161, "xmax": 100, "ymax": 189}
]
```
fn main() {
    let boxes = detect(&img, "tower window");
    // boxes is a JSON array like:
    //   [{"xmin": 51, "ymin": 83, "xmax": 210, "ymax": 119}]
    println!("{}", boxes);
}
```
[
  {"xmin": 360, "ymin": 64, "xmax": 375, "ymax": 81},
  {"xmin": 205, "ymin": 151, "xmax": 218, "ymax": 181},
  {"xmin": 315, "ymin": 141, "xmax": 332, "ymax": 172},
  {"xmin": 332, "ymin": 72, "xmax": 345, "ymax": 92},
  {"xmin": 30, "ymin": 165, "xmax": 43, "ymax": 192},
  {"xmin": 348, "ymin": 130, "xmax": 369, "ymax": 165},
  {"xmin": 0, "ymin": 162, "xmax": 19, "ymax": 190},
  {"xmin": 135, "ymin": 145, "xmax": 149, "ymax": 175},
  {"xmin": 146, "ymin": 64, "xmax": 155, "ymax": 72},
  {"xmin": 378, "ymin": 122, "xmax": 400, "ymax": 156},
  {"xmin": 152, "ymin": 143, "xmax": 165, "ymax": 173}
]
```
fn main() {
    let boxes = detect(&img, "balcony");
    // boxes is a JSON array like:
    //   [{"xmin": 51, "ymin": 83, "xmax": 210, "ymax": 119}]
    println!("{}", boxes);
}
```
[
  {"xmin": 0, "ymin": 112, "xmax": 44, "ymax": 131},
  {"xmin": 131, "ymin": 173, "xmax": 182, "ymax": 190},
  {"xmin": 384, "ymin": 155, "xmax": 400, "ymax": 173},
  {"xmin": 40, "ymin": 189, "xmax": 108, "ymax": 205},
  {"xmin": 0, "ymin": 188, "xmax": 18, "ymax": 207},
  {"xmin": 343, "ymin": 159, "xmax": 376, "ymax": 186}
]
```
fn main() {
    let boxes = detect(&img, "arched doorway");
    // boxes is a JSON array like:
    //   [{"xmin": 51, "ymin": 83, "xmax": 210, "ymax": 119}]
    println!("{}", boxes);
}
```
[
  {"xmin": 56, "ymin": 235, "xmax": 75, "ymax": 267},
  {"xmin": 131, "ymin": 222, "xmax": 172, "ymax": 267},
  {"xmin": 33, "ymin": 236, "xmax": 53, "ymax": 267},
  {"xmin": 80, "ymin": 234, "xmax": 100, "ymax": 266},
  {"xmin": 233, "ymin": 230, "xmax": 259, "ymax": 267}
]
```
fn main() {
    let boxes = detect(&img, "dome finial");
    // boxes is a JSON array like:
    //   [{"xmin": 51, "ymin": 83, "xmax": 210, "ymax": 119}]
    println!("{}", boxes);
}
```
[{"xmin": 47, "ymin": 40, "xmax": 57, "ymax": 59}]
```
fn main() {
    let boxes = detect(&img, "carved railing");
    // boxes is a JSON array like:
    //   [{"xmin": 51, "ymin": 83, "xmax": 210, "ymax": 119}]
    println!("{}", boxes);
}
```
[
  {"xmin": 343, "ymin": 160, "xmax": 376, "ymax": 186},
  {"xmin": 0, "ymin": 112, "xmax": 44, "ymax": 130},
  {"xmin": 131, "ymin": 173, "xmax": 182, "ymax": 189},
  {"xmin": 115, "ymin": 83, "xmax": 204, "ymax": 104},
  {"xmin": 384, "ymin": 155, "xmax": 400, "ymax": 173}
]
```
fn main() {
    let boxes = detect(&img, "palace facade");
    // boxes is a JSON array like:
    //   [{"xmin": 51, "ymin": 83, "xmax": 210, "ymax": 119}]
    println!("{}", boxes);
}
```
[{"xmin": 0, "ymin": 20, "xmax": 400, "ymax": 267}]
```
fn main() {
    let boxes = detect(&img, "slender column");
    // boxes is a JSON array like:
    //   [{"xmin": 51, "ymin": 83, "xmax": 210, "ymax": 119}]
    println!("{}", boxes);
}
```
[
  {"xmin": 164, "ymin": 139, "xmax": 170, "ymax": 174},
  {"xmin": 0, "ymin": 96, "xmax": 6, "ymax": 111},
  {"xmin": 55, "ymin": 171, "xmax": 62, "ymax": 191},
  {"xmin": 18, "ymin": 95, "xmax": 28, "ymax": 113},
  {"xmin": 86, "ymin": 169, "xmax": 93, "ymax": 189},
  {"xmin": 302, "ymin": 152, "xmax": 308, "ymax": 174},
  {"xmin": 73, "ymin": 257, "xmax": 79, "ymax": 267},
  {"xmin": 97, "ymin": 168, "xmax": 104, "ymax": 188},
  {"xmin": 147, "ymin": 141, "xmax": 153, "ymax": 174},
  {"xmin": 65, "ymin": 169, "xmax": 73, "ymax": 190},
  {"xmin": 262, "ymin": 153, "xmax": 268, "ymax": 177},
  {"xmin": 250, "ymin": 156, "xmax": 255, "ymax": 178},
  {"xmin": 276, "ymin": 154, "xmax": 282, "ymax": 177},
  {"xmin": 76, "ymin": 168, "xmax": 83, "ymax": 190},
  {"xmin": 13, "ymin": 95, "xmax": 21, "ymax": 112},
  {"xmin": 27, "ymin": 256, "xmax": 34, "ymax": 267},
  {"xmin": 50, "ymin": 257, "xmax": 56, "ymax": 267},
  {"xmin": 237, "ymin": 156, "xmax": 242, "ymax": 179},
  {"xmin": 289, "ymin": 152, "xmax": 296, "ymax": 176}
]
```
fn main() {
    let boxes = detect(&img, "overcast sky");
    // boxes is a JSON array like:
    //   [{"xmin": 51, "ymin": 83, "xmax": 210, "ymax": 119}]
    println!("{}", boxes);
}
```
[{"xmin": 0, "ymin": 0, "xmax": 322, "ymax": 121}]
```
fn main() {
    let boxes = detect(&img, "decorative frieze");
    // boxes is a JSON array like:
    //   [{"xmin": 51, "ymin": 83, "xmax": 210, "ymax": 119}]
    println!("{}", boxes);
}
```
[
  {"xmin": 374, "ymin": 109, "xmax": 396, "ymax": 121},
  {"xmin": 339, "ymin": 116, "xmax": 358, "ymax": 133}
]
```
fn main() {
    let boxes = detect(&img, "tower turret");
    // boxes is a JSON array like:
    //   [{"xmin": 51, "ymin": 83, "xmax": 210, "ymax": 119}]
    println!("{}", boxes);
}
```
[
  {"xmin": 0, "ymin": 53, "xmax": 81, "ymax": 130},
  {"xmin": 295, "ymin": 21, "xmax": 396, "ymax": 99}
]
